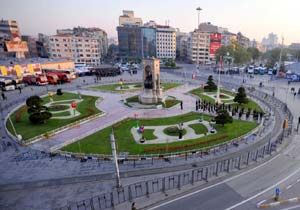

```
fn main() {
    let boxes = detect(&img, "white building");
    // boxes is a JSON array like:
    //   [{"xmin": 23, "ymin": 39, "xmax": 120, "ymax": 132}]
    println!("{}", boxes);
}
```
[
  {"xmin": 156, "ymin": 26, "xmax": 176, "ymax": 60},
  {"xmin": 119, "ymin": 10, "xmax": 143, "ymax": 26},
  {"xmin": 187, "ymin": 30, "xmax": 210, "ymax": 64},
  {"xmin": 47, "ymin": 27, "xmax": 108, "ymax": 66}
]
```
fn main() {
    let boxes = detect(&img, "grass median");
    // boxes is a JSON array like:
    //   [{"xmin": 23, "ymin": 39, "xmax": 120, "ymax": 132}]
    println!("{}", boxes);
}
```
[
  {"xmin": 62, "ymin": 112, "xmax": 257, "ymax": 155},
  {"xmin": 6, "ymin": 92, "xmax": 101, "ymax": 142}
]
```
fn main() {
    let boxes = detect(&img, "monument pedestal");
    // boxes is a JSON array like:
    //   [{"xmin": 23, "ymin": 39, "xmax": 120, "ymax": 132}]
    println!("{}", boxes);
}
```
[
  {"xmin": 139, "ymin": 88, "xmax": 163, "ymax": 104},
  {"xmin": 139, "ymin": 58, "xmax": 164, "ymax": 105}
]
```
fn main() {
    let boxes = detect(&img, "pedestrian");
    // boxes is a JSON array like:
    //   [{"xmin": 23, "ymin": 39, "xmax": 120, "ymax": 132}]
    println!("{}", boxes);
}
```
[
  {"xmin": 180, "ymin": 101, "xmax": 183, "ymax": 110},
  {"xmin": 297, "ymin": 117, "xmax": 300, "ymax": 132},
  {"xmin": 1, "ymin": 92, "xmax": 6, "ymax": 100},
  {"xmin": 196, "ymin": 100, "xmax": 198, "ymax": 111},
  {"xmin": 131, "ymin": 202, "xmax": 137, "ymax": 210},
  {"xmin": 294, "ymin": 92, "xmax": 297, "ymax": 98},
  {"xmin": 18, "ymin": 86, "xmax": 22, "ymax": 94}
]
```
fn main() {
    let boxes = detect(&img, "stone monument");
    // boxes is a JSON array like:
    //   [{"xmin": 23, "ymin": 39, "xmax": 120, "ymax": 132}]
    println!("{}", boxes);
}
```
[{"xmin": 139, "ymin": 58, "xmax": 163, "ymax": 104}]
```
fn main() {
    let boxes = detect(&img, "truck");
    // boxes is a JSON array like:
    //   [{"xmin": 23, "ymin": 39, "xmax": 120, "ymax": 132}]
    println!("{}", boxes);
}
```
[
  {"xmin": 46, "ymin": 73, "xmax": 59, "ymax": 85},
  {"xmin": 23, "ymin": 74, "xmax": 48, "ymax": 86},
  {"xmin": 47, "ymin": 72, "xmax": 71, "ymax": 83},
  {"xmin": 43, "ymin": 68, "xmax": 76, "ymax": 80}
]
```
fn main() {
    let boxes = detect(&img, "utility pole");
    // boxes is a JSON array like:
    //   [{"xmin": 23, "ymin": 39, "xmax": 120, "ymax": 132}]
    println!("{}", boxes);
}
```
[
  {"xmin": 196, "ymin": 7, "xmax": 202, "ymax": 70},
  {"xmin": 110, "ymin": 129, "xmax": 121, "ymax": 188},
  {"xmin": 277, "ymin": 36, "xmax": 284, "ymax": 77}
]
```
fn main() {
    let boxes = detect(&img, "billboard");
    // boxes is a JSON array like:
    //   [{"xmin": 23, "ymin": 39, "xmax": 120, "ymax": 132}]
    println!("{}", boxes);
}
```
[
  {"xmin": 5, "ymin": 40, "xmax": 29, "ymax": 52},
  {"xmin": 210, "ymin": 33, "xmax": 222, "ymax": 56}
]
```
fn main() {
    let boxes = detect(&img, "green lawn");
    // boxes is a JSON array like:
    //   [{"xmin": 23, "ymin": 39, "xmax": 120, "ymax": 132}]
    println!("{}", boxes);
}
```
[
  {"xmin": 125, "ymin": 95, "xmax": 180, "ymax": 109},
  {"xmin": 143, "ymin": 129, "xmax": 156, "ymax": 140},
  {"xmin": 163, "ymin": 126, "xmax": 187, "ymax": 136},
  {"xmin": 51, "ymin": 111, "xmax": 71, "ymax": 117},
  {"xmin": 89, "ymin": 82, "xmax": 181, "ymax": 93},
  {"xmin": 48, "ymin": 105, "xmax": 70, "ymax": 112},
  {"xmin": 190, "ymin": 88, "xmax": 262, "ymax": 112},
  {"xmin": 188, "ymin": 123, "xmax": 208, "ymax": 135},
  {"xmin": 7, "ymin": 92, "xmax": 101, "ymax": 141},
  {"xmin": 62, "ymin": 112, "xmax": 257, "ymax": 155}
]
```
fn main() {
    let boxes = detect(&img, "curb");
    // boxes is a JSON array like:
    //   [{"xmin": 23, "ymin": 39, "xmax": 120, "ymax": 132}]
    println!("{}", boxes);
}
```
[{"xmin": 258, "ymin": 197, "xmax": 300, "ymax": 208}]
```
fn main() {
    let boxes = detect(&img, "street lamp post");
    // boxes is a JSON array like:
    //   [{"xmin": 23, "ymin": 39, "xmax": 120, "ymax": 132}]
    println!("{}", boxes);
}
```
[
  {"xmin": 110, "ymin": 129, "xmax": 121, "ymax": 188},
  {"xmin": 196, "ymin": 7, "xmax": 202, "ymax": 70}
]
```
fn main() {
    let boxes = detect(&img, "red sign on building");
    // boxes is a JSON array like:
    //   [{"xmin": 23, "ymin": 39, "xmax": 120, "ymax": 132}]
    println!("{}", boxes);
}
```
[{"xmin": 210, "ymin": 33, "xmax": 222, "ymax": 56}]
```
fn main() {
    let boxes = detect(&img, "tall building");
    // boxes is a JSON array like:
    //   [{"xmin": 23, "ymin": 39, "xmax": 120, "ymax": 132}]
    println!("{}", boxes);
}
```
[
  {"xmin": 22, "ymin": 35, "xmax": 38, "ymax": 57},
  {"xmin": 156, "ymin": 26, "xmax": 176, "ymax": 60},
  {"xmin": 0, "ymin": 19, "xmax": 28, "ymax": 59},
  {"xmin": 0, "ymin": 19, "xmax": 21, "ymax": 38},
  {"xmin": 36, "ymin": 33, "xmax": 50, "ymax": 58},
  {"xmin": 262, "ymin": 33, "xmax": 278, "ymax": 50},
  {"xmin": 117, "ymin": 25, "xmax": 156, "ymax": 59},
  {"xmin": 176, "ymin": 30, "xmax": 188, "ymax": 60},
  {"xmin": 119, "ymin": 10, "xmax": 143, "ymax": 26},
  {"xmin": 117, "ymin": 25, "xmax": 142, "ymax": 59},
  {"xmin": 46, "ymin": 27, "xmax": 108, "ymax": 66},
  {"xmin": 220, "ymin": 31, "xmax": 237, "ymax": 46},
  {"xmin": 187, "ymin": 29, "xmax": 210, "ymax": 64},
  {"xmin": 237, "ymin": 32, "xmax": 251, "ymax": 48}
]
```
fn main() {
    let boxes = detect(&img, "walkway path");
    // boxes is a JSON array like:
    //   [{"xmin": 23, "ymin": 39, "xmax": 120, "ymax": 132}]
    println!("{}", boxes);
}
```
[
  {"xmin": 131, "ymin": 119, "xmax": 214, "ymax": 144},
  {"xmin": 30, "ymin": 83, "xmax": 199, "ymax": 152}
]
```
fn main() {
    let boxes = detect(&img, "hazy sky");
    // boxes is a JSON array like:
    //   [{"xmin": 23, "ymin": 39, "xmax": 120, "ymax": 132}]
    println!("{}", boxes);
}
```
[{"xmin": 1, "ymin": 0, "xmax": 299, "ymax": 44}]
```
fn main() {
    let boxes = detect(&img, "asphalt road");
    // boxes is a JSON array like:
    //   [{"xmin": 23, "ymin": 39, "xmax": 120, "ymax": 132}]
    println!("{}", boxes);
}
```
[{"xmin": 147, "ymin": 64, "xmax": 300, "ymax": 210}]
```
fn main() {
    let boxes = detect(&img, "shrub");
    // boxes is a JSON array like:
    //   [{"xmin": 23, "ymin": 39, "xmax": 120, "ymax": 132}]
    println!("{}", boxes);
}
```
[
  {"xmin": 29, "ymin": 112, "xmax": 52, "ymax": 124},
  {"xmin": 57, "ymin": 89, "xmax": 63, "ymax": 95}
]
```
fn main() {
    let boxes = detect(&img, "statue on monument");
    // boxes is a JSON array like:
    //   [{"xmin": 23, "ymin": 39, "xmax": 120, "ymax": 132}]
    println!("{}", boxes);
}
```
[
  {"xmin": 139, "ymin": 58, "xmax": 163, "ymax": 104},
  {"xmin": 144, "ymin": 66, "xmax": 153, "ymax": 89}
]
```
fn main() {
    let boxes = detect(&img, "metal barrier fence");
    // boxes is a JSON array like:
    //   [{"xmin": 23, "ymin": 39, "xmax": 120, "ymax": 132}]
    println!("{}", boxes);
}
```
[{"xmin": 54, "ymin": 129, "xmax": 284, "ymax": 210}]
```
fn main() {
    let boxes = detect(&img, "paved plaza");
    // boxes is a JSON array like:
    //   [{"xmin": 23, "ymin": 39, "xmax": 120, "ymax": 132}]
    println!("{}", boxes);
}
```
[{"xmin": 0, "ymin": 65, "xmax": 300, "ymax": 210}]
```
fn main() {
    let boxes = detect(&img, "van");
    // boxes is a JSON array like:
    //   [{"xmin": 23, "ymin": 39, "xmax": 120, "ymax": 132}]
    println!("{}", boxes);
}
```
[{"xmin": 247, "ymin": 66, "xmax": 254, "ymax": 74}]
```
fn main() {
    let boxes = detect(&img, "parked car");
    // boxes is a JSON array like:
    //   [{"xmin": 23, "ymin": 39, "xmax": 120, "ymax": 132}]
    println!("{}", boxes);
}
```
[{"xmin": 247, "ymin": 66, "xmax": 254, "ymax": 74}]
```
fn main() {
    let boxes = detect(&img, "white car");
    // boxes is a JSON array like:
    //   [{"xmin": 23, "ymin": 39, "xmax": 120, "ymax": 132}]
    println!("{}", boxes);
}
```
[{"xmin": 247, "ymin": 66, "xmax": 254, "ymax": 74}]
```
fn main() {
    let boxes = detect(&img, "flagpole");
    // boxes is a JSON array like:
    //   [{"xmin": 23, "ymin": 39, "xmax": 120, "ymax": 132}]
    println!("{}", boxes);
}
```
[
  {"xmin": 110, "ymin": 128, "xmax": 121, "ymax": 188},
  {"xmin": 216, "ymin": 56, "xmax": 222, "ymax": 104}
]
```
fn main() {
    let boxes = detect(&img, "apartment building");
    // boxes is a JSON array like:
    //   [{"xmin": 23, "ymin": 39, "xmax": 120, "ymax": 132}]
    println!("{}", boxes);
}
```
[
  {"xmin": 156, "ymin": 26, "xmax": 176, "ymax": 60},
  {"xmin": 187, "ymin": 30, "xmax": 210, "ymax": 64},
  {"xmin": 47, "ymin": 27, "xmax": 108, "ymax": 66}
]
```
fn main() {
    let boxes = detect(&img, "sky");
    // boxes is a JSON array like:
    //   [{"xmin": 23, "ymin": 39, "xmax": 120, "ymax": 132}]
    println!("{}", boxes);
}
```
[{"xmin": 1, "ymin": 0, "xmax": 300, "ymax": 44}]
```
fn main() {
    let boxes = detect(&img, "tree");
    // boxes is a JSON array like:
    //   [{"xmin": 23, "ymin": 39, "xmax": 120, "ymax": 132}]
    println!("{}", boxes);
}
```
[
  {"xmin": 234, "ymin": 86, "xmax": 248, "ymax": 104},
  {"xmin": 204, "ymin": 75, "xmax": 217, "ymax": 92},
  {"xmin": 215, "ymin": 42, "xmax": 251, "ymax": 65},
  {"xmin": 262, "ymin": 48, "xmax": 287, "ymax": 68},
  {"xmin": 215, "ymin": 109, "xmax": 233, "ymax": 126},
  {"xmin": 26, "ymin": 95, "xmax": 52, "ymax": 124},
  {"xmin": 247, "ymin": 47, "xmax": 261, "ymax": 61}
]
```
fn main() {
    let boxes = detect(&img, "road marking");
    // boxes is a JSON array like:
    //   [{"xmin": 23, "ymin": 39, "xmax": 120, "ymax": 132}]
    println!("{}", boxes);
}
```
[
  {"xmin": 225, "ymin": 166, "xmax": 300, "ymax": 210},
  {"xmin": 281, "ymin": 204, "xmax": 300, "ymax": 210},
  {"xmin": 286, "ymin": 184, "xmax": 292, "ymax": 190},
  {"xmin": 256, "ymin": 199, "xmax": 266, "ymax": 207},
  {"xmin": 147, "ymin": 154, "xmax": 281, "ymax": 210}
]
